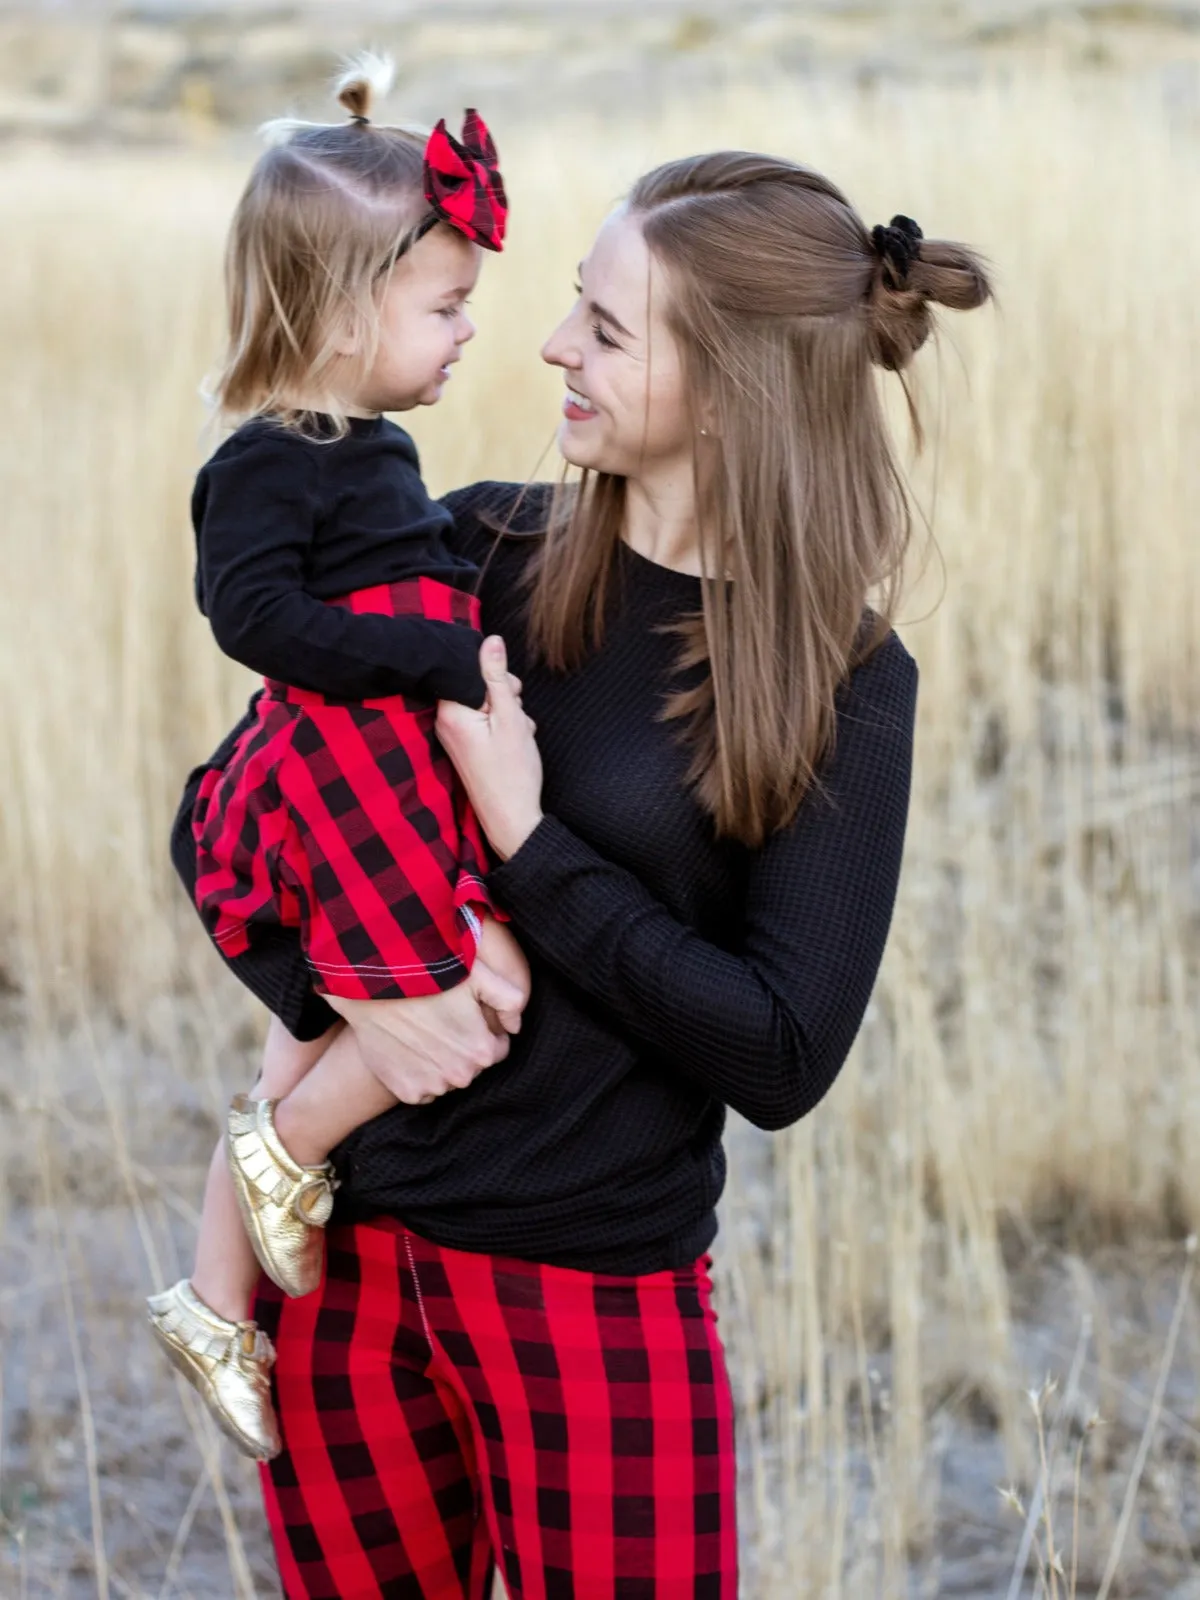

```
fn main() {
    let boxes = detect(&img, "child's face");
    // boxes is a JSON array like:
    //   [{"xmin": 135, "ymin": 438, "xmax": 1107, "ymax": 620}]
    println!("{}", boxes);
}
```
[{"xmin": 351, "ymin": 225, "xmax": 483, "ymax": 414}]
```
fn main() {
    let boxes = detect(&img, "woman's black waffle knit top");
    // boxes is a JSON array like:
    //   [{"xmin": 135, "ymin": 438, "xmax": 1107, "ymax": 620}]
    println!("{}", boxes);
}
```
[{"xmin": 172, "ymin": 481, "xmax": 918, "ymax": 1274}]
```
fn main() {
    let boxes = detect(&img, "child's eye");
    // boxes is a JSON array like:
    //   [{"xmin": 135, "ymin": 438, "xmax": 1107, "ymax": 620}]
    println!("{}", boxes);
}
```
[{"xmin": 573, "ymin": 281, "xmax": 583, "ymax": 296}]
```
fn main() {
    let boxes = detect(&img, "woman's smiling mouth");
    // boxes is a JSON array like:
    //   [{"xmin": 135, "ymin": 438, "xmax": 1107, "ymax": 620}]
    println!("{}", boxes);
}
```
[{"xmin": 563, "ymin": 387, "xmax": 598, "ymax": 421}]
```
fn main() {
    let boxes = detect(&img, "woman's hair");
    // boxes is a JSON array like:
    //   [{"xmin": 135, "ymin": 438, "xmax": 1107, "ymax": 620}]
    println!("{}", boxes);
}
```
[
  {"xmin": 527, "ymin": 152, "xmax": 992, "ymax": 847},
  {"xmin": 212, "ymin": 53, "xmax": 429, "ymax": 432}
]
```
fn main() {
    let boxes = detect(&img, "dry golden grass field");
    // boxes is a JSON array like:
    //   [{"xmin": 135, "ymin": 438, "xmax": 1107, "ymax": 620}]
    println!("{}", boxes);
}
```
[{"xmin": 2, "ymin": 28, "xmax": 1200, "ymax": 1600}]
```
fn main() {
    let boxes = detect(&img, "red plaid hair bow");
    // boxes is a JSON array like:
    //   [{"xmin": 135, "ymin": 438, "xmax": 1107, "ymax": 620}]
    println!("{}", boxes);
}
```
[{"xmin": 423, "ymin": 110, "xmax": 507, "ymax": 252}]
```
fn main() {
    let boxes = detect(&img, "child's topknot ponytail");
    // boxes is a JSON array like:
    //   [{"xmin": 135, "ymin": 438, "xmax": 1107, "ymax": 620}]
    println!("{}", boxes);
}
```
[
  {"xmin": 334, "ymin": 51, "xmax": 395, "ymax": 123},
  {"xmin": 260, "ymin": 51, "xmax": 398, "ymax": 146}
]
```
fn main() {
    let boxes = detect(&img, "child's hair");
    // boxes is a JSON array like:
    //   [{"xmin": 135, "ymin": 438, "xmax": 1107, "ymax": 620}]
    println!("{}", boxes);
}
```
[{"xmin": 213, "ymin": 53, "xmax": 430, "ymax": 431}]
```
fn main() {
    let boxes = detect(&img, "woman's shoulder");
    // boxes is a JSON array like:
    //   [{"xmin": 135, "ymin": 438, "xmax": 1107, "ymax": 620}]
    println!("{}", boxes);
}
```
[
  {"xmin": 837, "ymin": 615, "xmax": 919, "ymax": 738},
  {"xmin": 440, "ymin": 481, "xmax": 554, "ymax": 564},
  {"xmin": 851, "ymin": 614, "xmax": 918, "ymax": 684}
]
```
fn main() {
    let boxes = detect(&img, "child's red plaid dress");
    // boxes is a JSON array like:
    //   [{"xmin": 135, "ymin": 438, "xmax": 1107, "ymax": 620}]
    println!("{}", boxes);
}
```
[{"xmin": 192, "ymin": 577, "xmax": 493, "ymax": 1002}]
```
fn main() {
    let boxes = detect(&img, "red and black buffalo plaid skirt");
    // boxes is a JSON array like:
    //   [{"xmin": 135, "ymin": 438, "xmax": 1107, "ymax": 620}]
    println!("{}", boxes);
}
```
[
  {"xmin": 192, "ymin": 578, "xmax": 492, "ymax": 1003},
  {"xmin": 255, "ymin": 1220, "xmax": 738, "ymax": 1598}
]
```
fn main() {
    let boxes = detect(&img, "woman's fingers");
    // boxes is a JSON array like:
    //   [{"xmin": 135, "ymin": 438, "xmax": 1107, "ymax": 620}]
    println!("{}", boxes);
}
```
[
  {"xmin": 480, "ymin": 637, "xmax": 522, "ymax": 723},
  {"xmin": 333, "ymin": 981, "xmax": 510, "ymax": 1100},
  {"xmin": 437, "ymin": 637, "xmax": 546, "ymax": 861},
  {"xmin": 468, "ymin": 956, "xmax": 527, "ymax": 1037}
]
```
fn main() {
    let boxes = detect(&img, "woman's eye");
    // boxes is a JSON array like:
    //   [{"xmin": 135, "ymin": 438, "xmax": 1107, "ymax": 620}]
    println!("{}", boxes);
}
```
[
  {"xmin": 573, "ymin": 281, "xmax": 583, "ymax": 297},
  {"xmin": 592, "ymin": 323, "xmax": 619, "ymax": 350}
]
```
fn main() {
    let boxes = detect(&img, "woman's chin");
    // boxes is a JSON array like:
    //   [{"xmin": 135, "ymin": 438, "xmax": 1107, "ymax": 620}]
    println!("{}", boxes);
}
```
[{"xmin": 556, "ymin": 422, "xmax": 610, "ymax": 473}]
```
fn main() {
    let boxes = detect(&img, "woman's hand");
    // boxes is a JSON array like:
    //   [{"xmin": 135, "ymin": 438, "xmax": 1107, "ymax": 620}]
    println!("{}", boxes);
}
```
[
  {"xmin": 476, "ymin": 914, "xmax": 531, "ymax": 1034},
  {"xmin": 436, "ymin": 637, "xmax": 544, "ymax": 861},
  {"xmin": 324, "ymin": 955, "xmax": 526, "ymax": 1104}
]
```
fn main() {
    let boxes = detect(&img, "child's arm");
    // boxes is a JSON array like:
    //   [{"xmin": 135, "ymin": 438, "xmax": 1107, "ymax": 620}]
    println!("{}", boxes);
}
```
[{"xmin": 195, "ymin": 432, "xmax": 486, "ymax": 707}]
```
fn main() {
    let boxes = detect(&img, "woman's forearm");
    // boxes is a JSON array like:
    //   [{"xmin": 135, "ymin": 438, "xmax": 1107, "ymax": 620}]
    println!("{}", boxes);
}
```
[
  {"xmin": 488, "ymin": 643, "xmax": 918, "ymax": 1130},
  {"xmin": 487, "ymin": 817, "xmax": 854, "ymax": 1130}
]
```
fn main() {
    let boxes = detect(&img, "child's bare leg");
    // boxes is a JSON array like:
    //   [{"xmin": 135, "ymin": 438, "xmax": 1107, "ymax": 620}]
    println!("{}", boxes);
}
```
[
  {"xmin": 255, "ymin": 1014, "xmax": 342, "ymax": 1098},
  {"xmin": 273, "ymin": 1026, "xmax": 396, "ymax": 1168},
  {"xmin": 191, "ymin": 1017, "xmax": 339, "ymax": 1322},
  {"xmin": 189, "ymin": 1144, "xmax": 260, "ymax": 1323}
]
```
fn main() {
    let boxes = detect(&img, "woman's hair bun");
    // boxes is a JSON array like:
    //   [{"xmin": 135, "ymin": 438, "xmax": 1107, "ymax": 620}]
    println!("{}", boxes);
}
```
[
  {"xmin": 333, "ymin": 51, "xmax": 396, "ymax": 122},
  {"xmin": 867, "ymin": 234, "xmax": 993, "ymax": 372}
]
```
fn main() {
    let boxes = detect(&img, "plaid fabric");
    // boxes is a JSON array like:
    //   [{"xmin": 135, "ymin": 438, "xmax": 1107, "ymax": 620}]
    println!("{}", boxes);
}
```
[
  {"xmin": 424, "ymin": 111, "xmax": 507, "ymax": 252},
  {"xmin": 255, "ymin": 1220, "xmax": 738, "ymax": 1599},
  {"xmin": 192, "ymin": 578, "xmax": 493, "ymax": 1003}
]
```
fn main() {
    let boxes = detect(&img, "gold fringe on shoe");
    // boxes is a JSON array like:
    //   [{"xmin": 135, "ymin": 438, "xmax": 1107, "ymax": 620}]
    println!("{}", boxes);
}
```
[
  {"xmin": 226, "ymin": 1094, "xmax": 336, "ymax": 1298},
  {"xmin": 146, "ymin": 1278, "xmax": 281, "ymax": 1460}
]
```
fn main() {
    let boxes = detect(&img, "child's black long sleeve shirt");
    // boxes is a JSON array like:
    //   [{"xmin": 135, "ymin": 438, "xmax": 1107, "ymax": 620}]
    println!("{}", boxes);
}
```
[{"xmin": 192, "ymin": 416, "xmax": 486, "ymax": 707}]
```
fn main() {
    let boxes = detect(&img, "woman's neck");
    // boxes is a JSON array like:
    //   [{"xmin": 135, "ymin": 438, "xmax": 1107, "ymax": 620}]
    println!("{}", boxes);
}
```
[{"xmin": 621, "ymin": 470, "xmax": 703, "ymax": 577}]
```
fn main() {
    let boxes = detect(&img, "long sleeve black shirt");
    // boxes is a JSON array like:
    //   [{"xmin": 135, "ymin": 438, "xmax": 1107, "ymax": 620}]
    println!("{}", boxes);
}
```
[
  {"xmin": 173, "ymin": 481, "xmax": 919, "ymax": 1274},
  {"xmin": 192, "ymin": 416, "xmax": 486, "ymax": 707}
]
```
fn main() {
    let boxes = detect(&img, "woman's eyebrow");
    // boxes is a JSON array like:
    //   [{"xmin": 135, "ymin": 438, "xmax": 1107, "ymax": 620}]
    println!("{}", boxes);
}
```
[
  {"xmin": 575, "ymin": 262, "xmax": 634, "ymax": 340},
  {"xmin": 588, "ymin": 299, "xmax": 634, "ymax": 340}
]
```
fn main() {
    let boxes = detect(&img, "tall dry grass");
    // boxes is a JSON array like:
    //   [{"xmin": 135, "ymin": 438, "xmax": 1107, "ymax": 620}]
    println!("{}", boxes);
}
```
[{"xmin": 2, "ymin": 68, "xmax": 1199, "ymax": 1596}]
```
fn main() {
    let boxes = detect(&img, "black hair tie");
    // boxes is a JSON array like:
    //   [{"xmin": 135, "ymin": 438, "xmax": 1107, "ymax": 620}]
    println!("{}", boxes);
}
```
[
  {"xmin": 871, "ymin": 214, "xmax": 923, "ymax": 290},
  {"xmin": 349, "ymin": 114, "xmax": 370, "ymax": 127}
]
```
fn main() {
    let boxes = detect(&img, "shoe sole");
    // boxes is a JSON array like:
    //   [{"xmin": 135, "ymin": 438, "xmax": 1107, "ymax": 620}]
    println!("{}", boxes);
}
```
[{"xmin": 148, "ymin": 1313, "xmax": 280, "ymax": 1461}]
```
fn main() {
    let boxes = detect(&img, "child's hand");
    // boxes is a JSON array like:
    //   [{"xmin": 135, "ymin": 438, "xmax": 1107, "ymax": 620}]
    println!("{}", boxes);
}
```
[{"xmin": 476, "ymin": 914, "xmax": 531, "ymax": 1034}]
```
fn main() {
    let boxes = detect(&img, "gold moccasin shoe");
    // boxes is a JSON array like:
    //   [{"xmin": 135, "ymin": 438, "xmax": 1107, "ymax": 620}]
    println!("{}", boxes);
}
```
[
  {"xmin": 146, "ymin": 1278, "xmax": 281, "ymax": 1460},
  {"xmin": 227, "ymin": 1094, "xmax": 336, "ymax": 1299}
]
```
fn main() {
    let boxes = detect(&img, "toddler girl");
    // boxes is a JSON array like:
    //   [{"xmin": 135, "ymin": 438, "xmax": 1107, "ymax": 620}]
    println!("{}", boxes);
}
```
[{"xmin": 147, "ymin": 54, "xmax": 528, "ymax": 1461}]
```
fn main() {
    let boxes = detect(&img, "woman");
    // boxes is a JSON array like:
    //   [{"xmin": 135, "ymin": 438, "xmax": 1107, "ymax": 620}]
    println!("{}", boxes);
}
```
[{"xmin": 172, "ymin": 151, "xmax": 990, "ymax": 1597}]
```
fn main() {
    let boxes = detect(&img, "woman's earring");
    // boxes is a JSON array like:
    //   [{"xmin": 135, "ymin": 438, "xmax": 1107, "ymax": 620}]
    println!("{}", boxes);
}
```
[{"xmin": 699, "ymin": 427, "xmax": 709, "ymax": 437}]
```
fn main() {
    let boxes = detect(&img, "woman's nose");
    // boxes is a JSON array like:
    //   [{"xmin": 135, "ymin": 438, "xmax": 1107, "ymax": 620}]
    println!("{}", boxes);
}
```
[{"xmin": 541, "ymin": 314, "xmax": 579, "ymax": 369}]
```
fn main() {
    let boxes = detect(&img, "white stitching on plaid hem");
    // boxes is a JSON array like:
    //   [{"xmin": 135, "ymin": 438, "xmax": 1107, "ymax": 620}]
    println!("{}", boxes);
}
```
[
  {"xmin": 305, "ymin": 955, "xmax": 468, "ymax": 977},
  {"xmin": 459, "ymin": 904, "xmax": 482, "ymax": 942}
]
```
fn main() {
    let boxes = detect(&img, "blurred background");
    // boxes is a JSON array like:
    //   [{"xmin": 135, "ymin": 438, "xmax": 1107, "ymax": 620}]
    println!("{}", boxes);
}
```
[{"xmin": 1, "ymin": 1, "xmax": 1199, "ymax": 1596}]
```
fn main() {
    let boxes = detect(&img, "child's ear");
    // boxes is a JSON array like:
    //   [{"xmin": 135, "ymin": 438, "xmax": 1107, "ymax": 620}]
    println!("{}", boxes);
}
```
[{"xmin": 329, "ymin": 314, "xmax": 359, "ymax": 359}]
